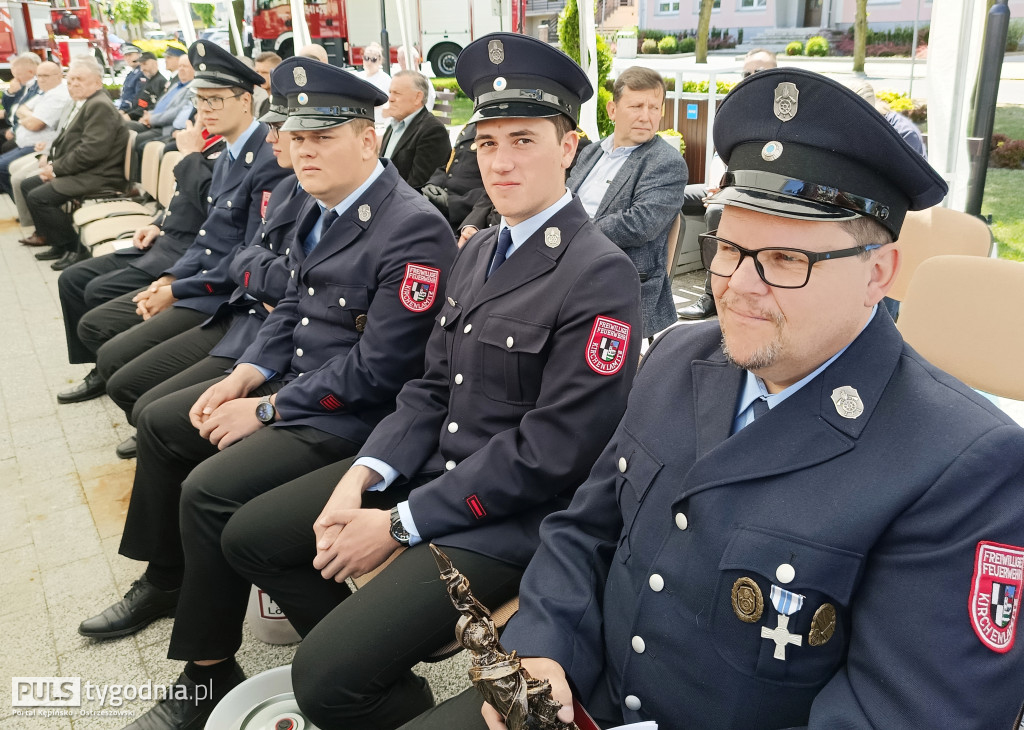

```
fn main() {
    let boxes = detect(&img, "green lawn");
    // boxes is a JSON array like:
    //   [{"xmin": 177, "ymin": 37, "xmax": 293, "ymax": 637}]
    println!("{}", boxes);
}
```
[{"xmin": 986, "ymin": 105, "xmax": 1024, "ymax": 261}]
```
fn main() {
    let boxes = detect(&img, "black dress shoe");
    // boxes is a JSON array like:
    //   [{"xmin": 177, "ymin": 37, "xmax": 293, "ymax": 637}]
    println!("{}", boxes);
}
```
[
  {"xmin": 51, "ymin": 246, "xmax": 92, "ymax": 271},
  {"xmin": 34, "ymin": 246, "xmax": 63, "ymax": 261},
  {"xmin": 78, "ymin": 574, "xmax": 179, "ymax": 639},
  {"xmin": 124, "ymin": 666, "xmax": 245, "ymax": 729},
  {"xmin": 57, "ymin": 368, "xmax": 106, "ymax": 404},
  {"xmin": 678, "ymin": 294, "xmax": 717, "ymax": 320},
  {"xmin": 116, "ymin": 435, "xmax": 137, "ymax": 459}
]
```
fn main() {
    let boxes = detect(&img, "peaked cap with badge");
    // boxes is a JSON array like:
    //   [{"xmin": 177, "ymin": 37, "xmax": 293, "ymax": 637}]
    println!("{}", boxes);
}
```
[
  {"xmin": 272, "ymin": 57, "xmax": 387, "ymax": 131},
  {"xmin": 456, "ymin": 32, "xmax": 594, "ymax": 126},
  {"xmin": 188, "ymin": 39, "xmax": 264, "ymax": 92},
  {"xmin": 258, "ymin": 90, "xmax": 288, "ymax": 125},
  {"xmin": 708, "ymin": 67, "xmax": 947, "ymax": 238}
]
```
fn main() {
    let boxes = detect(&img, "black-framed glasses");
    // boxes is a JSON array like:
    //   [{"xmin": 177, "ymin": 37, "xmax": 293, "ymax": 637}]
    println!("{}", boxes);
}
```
[
  {"xmin": 266, "ymin": 121, "xmax": 283, "ymax": 140},
  {"xmin": 364, "ymin": 56, "xmax": 381, "ymax": 63},
  {"xmin": 698, "ymin": 231, "xmax": 883, "ymax": 289},
  {"xmin": 741, "ymin": 67, "xmax": 765, "ymax": 79},
  {"xmin": 189, "ymin": 90, "xmax": 246, "ymax": 110}
]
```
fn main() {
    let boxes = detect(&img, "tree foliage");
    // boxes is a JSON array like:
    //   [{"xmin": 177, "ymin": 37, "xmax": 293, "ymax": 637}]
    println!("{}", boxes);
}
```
[
  {"xmin": 557, "ymin": 0, "xmax": 614, "ymax": 137},
  {"xmin": 193, "ymin": 3, "xmax": 216, "ymax": 29},
  {"xmin": 110, "ymin": 0, "xmax": 151, "ymax": 38}
]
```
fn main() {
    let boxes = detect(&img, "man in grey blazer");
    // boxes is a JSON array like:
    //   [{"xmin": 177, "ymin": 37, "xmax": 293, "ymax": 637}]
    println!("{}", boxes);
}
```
[{"xmin": 568, "ymin": 66, "xmax": 687, "ymax": 338}]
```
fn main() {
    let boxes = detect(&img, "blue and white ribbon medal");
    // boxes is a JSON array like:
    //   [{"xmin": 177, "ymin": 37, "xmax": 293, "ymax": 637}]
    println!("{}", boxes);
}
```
[{"xmin": 761, "ymin": 585, "xmax": 805, "ymax": 660}]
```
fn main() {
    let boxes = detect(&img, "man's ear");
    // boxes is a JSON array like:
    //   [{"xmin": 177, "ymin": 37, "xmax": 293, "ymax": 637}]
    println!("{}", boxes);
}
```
[{"xmin": 866, "ymin": 242, "xmax": 900, "ymax": 307}]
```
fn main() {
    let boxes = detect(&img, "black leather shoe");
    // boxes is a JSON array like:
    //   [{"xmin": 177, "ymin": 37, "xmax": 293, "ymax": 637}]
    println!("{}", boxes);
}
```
[
  {"xmin": 78, "ymin": 575, "xmax": 179, "ymax": 639},
  {"xmin": 116, "ymin": 435, "xmax": 137, "ymax": 459},
  {"xmin": 124, "ymin": 666, "xmax": 245, "ymax": 729},
  {"xmin": 34, "ymin": 246, "xmax": 63, "ymax": 261},
  {"xmin": 57, "ymin": 369, "xmax": 106, "ymax": 404},
  {"xmin": 51, "ymin": 246, "xmax": 92, "ymax": 271},
  {"xmin": 678, "ymin": 294, "xmax": 717, "ymax": 320}
]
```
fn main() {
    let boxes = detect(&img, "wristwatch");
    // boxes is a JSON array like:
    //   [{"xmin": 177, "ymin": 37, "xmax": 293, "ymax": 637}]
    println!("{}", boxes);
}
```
[
  {"xmin": 389, "ymin": 506, "xmax": 411, "ymax": 546},
  {"xmin": 255, "ymin": 395, "xmax": 276, "ymax": 425}
]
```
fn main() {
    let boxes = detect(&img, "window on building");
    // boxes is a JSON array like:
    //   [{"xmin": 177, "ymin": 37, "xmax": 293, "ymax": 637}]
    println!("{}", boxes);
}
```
[
  {"xmin": 739, "ymin": 0, "xmax": 766, "ymax": 8},
  {"xmin": 657, "ymin": 0, "xmax": 681, "ymax": 12},
  {"xmin": 691, "ymin": 0, "xmax": 720, "ymax": 10}
]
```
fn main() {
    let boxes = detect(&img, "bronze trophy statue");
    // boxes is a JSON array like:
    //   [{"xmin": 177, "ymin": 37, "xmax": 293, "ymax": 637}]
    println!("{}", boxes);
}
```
[{"xmin": 431, "ymin": 544, "xmax": 579, "ymax": 730}]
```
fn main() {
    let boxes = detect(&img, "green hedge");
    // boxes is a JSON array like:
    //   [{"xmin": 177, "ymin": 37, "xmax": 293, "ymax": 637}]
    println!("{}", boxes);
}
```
[{"xmin": 430, "ymin": 78, "xmax": 467, "ymax": 99}]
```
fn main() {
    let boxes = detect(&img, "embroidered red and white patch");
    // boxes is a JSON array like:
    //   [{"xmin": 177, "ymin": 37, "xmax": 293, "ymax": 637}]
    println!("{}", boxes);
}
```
[
  {"xmin": 260, "ymin": 190, "xmax": 272, "ymax": 219},
  {"xmin": 969, "ymin": 541, "xmax": 1023, "ymax": 653},
  {"xmin": 585, "ymin": 316, "xmax": 631, "ymax": 376},
  {"xmin": 399, "ymin": 263, "xmax": 440, "ymax": 313}
]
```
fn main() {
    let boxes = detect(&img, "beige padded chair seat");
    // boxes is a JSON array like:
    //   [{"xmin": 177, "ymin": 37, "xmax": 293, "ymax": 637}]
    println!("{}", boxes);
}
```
[
  {"xmin": 897, "ymin": 255, "xmax": 1024, "ymax": 400},
  {"xmin": 81, "ymin": 215, "xmax": 156, "ymax": 248},
  {"xmin": 889, "ymin": 207, "xmax": 992, "ymax": 302},
  {"xmin": 74, "ymin": 136, "xmax": 163, "ymax": 226}
]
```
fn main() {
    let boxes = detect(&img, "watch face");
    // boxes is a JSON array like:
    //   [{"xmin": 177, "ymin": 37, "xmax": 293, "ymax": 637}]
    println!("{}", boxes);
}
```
[{"xmin": 255, "ymin": 401, "xmax": 274, "ymax": 424}]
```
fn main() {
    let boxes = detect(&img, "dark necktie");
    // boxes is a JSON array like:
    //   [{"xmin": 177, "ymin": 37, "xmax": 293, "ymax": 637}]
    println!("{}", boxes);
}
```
[
  {"xmin": 487, "ymin": 227, "xmax": 513, "ymax": 279},
  {"xmin": 320, "ymin": 209, "xmax": 339, "ymax": 245},
  {"xmin": 751, "ymin": 397, "xmax": 769, "ymax": 420}
]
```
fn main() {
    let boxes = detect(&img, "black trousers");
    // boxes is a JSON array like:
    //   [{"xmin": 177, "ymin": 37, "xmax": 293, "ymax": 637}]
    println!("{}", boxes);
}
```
[
  {"xmin": 22, "ymin": 175, "xmax": 79, "ymax": 253},
  {"xmin": 105, "ymin": 316, "xmax": 232, "ymax": 423},
  {"xmin": 78, "ymin": 300, "xmax": 207, "ymax": 383},
  {"xmin": 224, "ymin": 462, "xmax": 524, "ymax": 730},
  {"xmin": 128, "ymin": 354, "xmax": 233, "ymax": 426},
  {"xmin": 121, "ymin": 380, "xmax": 362, "ymax": 659},
  {"xmin": 57, "ymin": 255, "xmax": 152, "ymax": 364}
]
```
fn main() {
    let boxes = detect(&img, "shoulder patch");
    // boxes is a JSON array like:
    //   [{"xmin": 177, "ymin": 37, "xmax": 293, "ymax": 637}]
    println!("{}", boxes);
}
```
[
  {"xmin": 585, "ymin": 316, "xmax": 631, "ymax": 376},
  {"xmin": 400, "ymin": 263, "xmax": 441, "ymax": 313},
  {"xmin": 260, "ymin": 190, "xmax": 271, "ymax": 219},
  {"xmin": 969, "ymin": 541, "xmax": 1023, "ymax": 653}
]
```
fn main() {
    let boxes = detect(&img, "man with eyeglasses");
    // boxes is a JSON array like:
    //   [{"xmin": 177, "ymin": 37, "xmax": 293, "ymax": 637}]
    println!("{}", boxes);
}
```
[
  {"xmin": 54, "ymin": 40, "xmax": 289, "ymax": 404},
  {"xmin": 0, "ymin": 61, "xmax": 68, "ymax": 198},
  {"xmin": 402, "ymin": 68, "xmax": 1024, "ymax": 730}
]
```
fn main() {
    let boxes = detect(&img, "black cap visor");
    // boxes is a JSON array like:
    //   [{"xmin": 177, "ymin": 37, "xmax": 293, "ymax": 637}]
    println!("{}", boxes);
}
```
[
  {"xmin": 707, "ymin": 184, "xmax": 861, "ymax": 223},
  {"xmin": 468, "ymin": 100, "xmax": 574, "ymax": 125},
  {"xmin": 280, "ymin": 114, "xmax": 363, "ymax": 131}
]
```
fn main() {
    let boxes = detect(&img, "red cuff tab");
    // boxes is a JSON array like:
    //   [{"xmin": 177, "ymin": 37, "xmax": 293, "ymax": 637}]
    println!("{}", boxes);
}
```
[
  {"xmin": 319, "ymin": 394, "xmax": 343, "ymax": 411},
  {"xmin": 466, "ymin": 494, "xmax": 486, "ymax": 519}
]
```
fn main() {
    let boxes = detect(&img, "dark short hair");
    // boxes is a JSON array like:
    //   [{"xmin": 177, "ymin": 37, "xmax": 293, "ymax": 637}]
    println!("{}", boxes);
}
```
[
  {"xmin": 551, "ymin": 114, "xmax": 575, "ymax": 139},
  {"xmin": 613, "ymin": 66, "xmax": 666, "ymax": 103},
  {"xmin": 140, "ymin": 52, "xmax": 158, "ymax": 62}
]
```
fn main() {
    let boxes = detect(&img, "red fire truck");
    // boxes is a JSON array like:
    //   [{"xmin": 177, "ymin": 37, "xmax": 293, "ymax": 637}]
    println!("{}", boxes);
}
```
[
  {"xmin": 0, "ymin": 0, "xmax": 119, "ymax": 79},
  {"xmin": 253, "ymin": 0, "xmax": 520, "ymax": 75}
]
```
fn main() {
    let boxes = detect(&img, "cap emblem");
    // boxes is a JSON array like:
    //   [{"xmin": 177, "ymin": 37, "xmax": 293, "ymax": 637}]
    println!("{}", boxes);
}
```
[
  {"xmin": 493, "ymin": 76, "xmax": 507, "ymax": 92},
  {"xmin": 488, "ymin": 39, "xmax": 504, "ymax": 65},
  {"xmin": 297, "ymin": 92, "xmax": 308, "ymax": 105},
  {"xmin": 774, "ymin": 82, "xmax": 799, "ymax": 122},
  {"xmin": 830, "ymin": 386, "xmax": 864, "ymax": 419},
  {"xmin": 197, "ymin": 42, "xmax": 206, "ymax": 57},
  {"xmin": 198, "ymin": 63, "xmax": 206, "ymax": 71},
  {"xmin": 293, "ymin": 66, "xmax": 307, "ymax": 87},
  {"xmin": 761, "ymin": 141, "xmax": 783, "ymax": 162}
]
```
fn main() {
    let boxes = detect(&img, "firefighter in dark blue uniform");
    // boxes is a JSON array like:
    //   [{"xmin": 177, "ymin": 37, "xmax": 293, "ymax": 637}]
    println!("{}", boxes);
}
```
[
  {"xmin": 103, "ymin": 92, "xmax": 308, "ymax": 444},
  {"xmin": 400, "ymin": 69, "xmax": 1024, "ymax": 730},
  {"xmin": 221, "ymin": 33, "xmax": 644, "ymax": 730},
  {"xmin": 76, "ymin": 57, "xmax": 456, "ymax": 730},
  {"xmin": 56, "ymin": 134, "xmax": 224, "ymax": 398},
  {"xmin": 59, "ymin": 40, "xmax": 290, "ymax": 403}
]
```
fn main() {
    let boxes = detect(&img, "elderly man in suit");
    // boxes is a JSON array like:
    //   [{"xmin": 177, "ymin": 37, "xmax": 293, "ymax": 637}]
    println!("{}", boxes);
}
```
[
  {"xmin": 381, "ymin": 70, "xmax": 451, "ymax": 189},
  {"xmin": 403, "ymin": 69, "xmax": 1024, "ymax": 730},
  {"xmin": 24, "ymin": 56, "xmax": 128, "ymax": 270},
  {"xmin": 568, "ymin": 66, "xmax": 687, "ymax": 339}
]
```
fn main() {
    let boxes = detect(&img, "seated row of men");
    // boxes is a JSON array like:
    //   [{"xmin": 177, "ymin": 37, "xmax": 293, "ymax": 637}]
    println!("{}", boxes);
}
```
[{"xmin": 35, "ymin": 35, "xmax": 1024, "ymax": 730}]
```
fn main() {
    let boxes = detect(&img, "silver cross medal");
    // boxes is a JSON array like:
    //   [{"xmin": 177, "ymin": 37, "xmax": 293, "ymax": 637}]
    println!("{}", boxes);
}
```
[
  {"xmin": 761, "ymin": 614, "xmax": 802, "ymax": 660},
  {"xmin": 761, "ymin": 583, "xmax": 805, "ymax": 660}
]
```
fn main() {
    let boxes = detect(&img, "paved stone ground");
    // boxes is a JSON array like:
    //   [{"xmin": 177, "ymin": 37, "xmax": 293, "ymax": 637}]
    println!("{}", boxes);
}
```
[{"xmin": 2, "ymin": 192, "xmax": 1019, "ymax": 729}]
